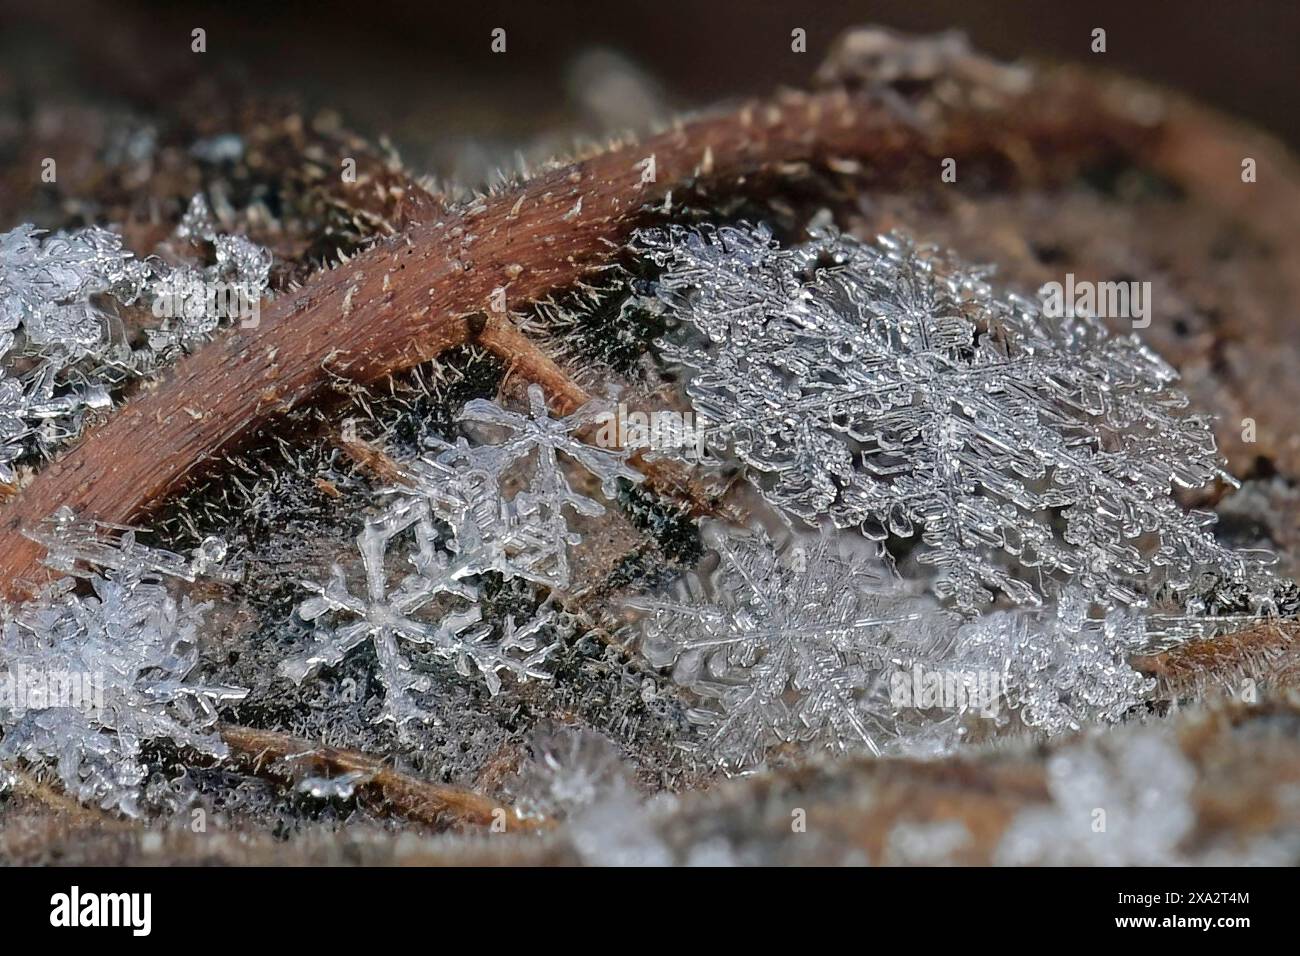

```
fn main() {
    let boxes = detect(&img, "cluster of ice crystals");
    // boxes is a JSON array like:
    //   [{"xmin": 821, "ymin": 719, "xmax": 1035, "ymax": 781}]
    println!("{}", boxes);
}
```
[
  {"xmin": 144, "ymin": 195, "xmax": 272, "ymax": 354},
  {"xmin": 953, "ymin": 588, "xmax": 1154, "ymax": 736},
  {"xmin": 0, "ymin": 200, "xmax": 272, "ymax": 482},
  {"xmin": 509, "ymin": 726, "xmax": 672, "ymax": 865},
  {"xmin": 0, "ymin": 513, "xmax": 246, "ymax": 817},
  {"xmin": 628, "ymin": 521, "xmax": 1169, "ymax": 763},
  {"xmin": 280, "ymin": 384, "xmax": 641, "ymax": 726},
  {"xmin": 627, "ymin": 520, "xmax": 953, "ymax": 771},
  {"xmin": 995, "ymin": 728, "xmax": 1196, "ymax": 865},
  {"xmin": 639, "ymin": 224, "xmax": 1272, "ymax": 615},
  {"xmin": 0, "ymin": 223, "xmax": 150, "ymax": 355},
  {"xmin": 507, "ymin": 725, "xmax": 634, "ymax": 820}
]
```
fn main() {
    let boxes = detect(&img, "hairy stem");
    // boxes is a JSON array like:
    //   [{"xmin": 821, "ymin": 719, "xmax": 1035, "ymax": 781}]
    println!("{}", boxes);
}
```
[
  {"xmin": 0, "ymin": 76, "xmax": 1155, "ymax": 598},
  {"xmin": 219, "ymin": 724, "xmax": 547, "ymax": 832}
]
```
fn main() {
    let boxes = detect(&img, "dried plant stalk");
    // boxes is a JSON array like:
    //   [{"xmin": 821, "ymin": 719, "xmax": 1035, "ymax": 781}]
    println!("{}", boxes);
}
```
[
  {"xmin": 219, "ymin": 724, "xmax": 547, "ymax": 832},
  {"xmin": 0, "ymin": 76, "xmax": 1157, "ymax": 598}
]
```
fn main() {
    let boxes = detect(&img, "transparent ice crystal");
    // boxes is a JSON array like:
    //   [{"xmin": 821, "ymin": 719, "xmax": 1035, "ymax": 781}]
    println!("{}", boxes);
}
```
[
  {"xmin": 639, "ymin": 224, "xmax": 1273, "ymax": 615},
  {"xmin": 507, "ymin": 725, "xmax": 634, "ymax": 820},
  {"xmin": 0, "ymin": 223, "xmax": 149, "ymax": 354},
  {"xmin": 626, "ymin": 520, "xmax": 953, "ymax": 771},
  {"xmin": 0, "ymin": 514, "xmax": 246, "ymax": 817},
  {"xmin": 953, "ymin": 588, "xmax": 1154, "ymax": 736},
  {"xmin": 281, "ymin": 385, "xmax": 640, "ymax": 725},
  {"xmin": 0, "ymin": 205, "xmax": 272, "ymax": 482}
]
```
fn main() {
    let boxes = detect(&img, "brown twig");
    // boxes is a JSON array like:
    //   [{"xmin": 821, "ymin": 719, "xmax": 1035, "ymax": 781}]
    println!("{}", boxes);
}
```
[
  {"xmin": 1135, "ymin": 620, "xmax": 1300, "ymax": 697},
  {"xmin": 0, "ymin": 76, "xmax": 1157, "ymax": 598},
  {"xmin": 218, "ymin": 723, "xmax": 548, "ymax": 832},
  {"xmin": 5, "ymin": 766, "xmax": 136, "ymax": 830}
]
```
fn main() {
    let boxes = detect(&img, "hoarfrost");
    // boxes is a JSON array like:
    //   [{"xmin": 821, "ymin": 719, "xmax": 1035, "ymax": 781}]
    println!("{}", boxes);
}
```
[
  {"xmin": 0, "ymin": 204, "xmax": 272, "ymax": 482},
  {"xmin": 640, "ymin": 224, "xmax": 1275, "ymax": 617}
]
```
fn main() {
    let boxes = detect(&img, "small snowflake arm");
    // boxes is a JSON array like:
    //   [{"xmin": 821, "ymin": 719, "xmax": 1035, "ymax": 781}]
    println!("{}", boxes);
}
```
[
  {"xmin": 459, "ymin": 383, "xmax": 644, "ymax": 505},
  {"xmin": 453, "ymin": 609, "xmax": 560, "ymax": 696}
]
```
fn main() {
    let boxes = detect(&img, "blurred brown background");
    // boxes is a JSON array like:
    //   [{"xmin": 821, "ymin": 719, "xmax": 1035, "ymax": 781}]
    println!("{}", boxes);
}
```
[{"xmin": 0, "ymin": 0, "xmax": 1296, "ymax": 183}]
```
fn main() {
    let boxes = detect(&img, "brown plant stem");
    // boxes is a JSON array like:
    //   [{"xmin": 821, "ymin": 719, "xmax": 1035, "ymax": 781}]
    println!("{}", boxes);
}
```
[
  {"xmin": 1134, "ymin": 621, "xmax": 1300, "ymax": 696},
  {"xmin": 6, "ymin": 766, "xmax": 135, "ymax": 830},
  {"xmin": 0, "ymin": 76, "xmax": 1156, "ymax": 599},
  {"xmin": 218, "ymin": 723, "xmax": 547, "ymax": 832}
]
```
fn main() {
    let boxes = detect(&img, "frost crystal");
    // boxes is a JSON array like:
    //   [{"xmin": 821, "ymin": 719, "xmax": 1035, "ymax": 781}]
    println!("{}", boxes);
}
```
[
  {"xmin": 0, "ymin": 517, "xmax": 246, "ymax": 817},
  {"xmin": 509, "ymin": 726, "xmax": 671, "ymax": 866},
  {"xmin": 626, "ymin": 520, "xmax": 951, "ymax": 770},
  {"xmin": 281, "ymin": 385, "xmax": 640, "ymax": 725},
  {"xmin": 953, "ymin": 589, "xmax": 1154, "ymax": 736},
  {"xmin": 0, "ymin": 223, "xmax": 149, "ymax": 352},
  {"xmin": 507, "ymin": 725, "xmax": 634, "ymax": 820},
  {"xmin": 640, "ymin": 224, "xmax": 1271, "ymax": 614},
  {"xmin": 0, "ymin": 205, "xmax": 272, "ymax": 482}
]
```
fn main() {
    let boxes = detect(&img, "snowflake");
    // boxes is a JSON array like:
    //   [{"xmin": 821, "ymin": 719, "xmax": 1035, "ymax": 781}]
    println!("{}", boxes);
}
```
[
  {"xmin": 459, "ymin": 383, "xmax": 644, "ymax": 584},
  {"xmin": 0, "ymin": 223, "xmax": 149, "ymax": 354},
  {"xmin": 280, "ymin": 385, "xmax": 640, "ymax": 725},
  {"xmin": 638, "ymin": 224, "xmax": 1273, "ymax": 615},
  {"xmin": 952, "ymin": 588, "xmax": 1154, "ymax": 736},
  {"xmin": 625, "ymin": 520, "xmax": 952, "ymax": 771},
  {"xmin": 0, "ymin": 516, "xmax": 246, "ymax": 817},
  {"xmin": 0, "ymin": 205, "xmax": 273, "ymax": 482}
]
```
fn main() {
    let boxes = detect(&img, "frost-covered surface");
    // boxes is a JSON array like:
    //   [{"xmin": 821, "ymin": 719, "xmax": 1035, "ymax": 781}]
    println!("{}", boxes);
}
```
[
  {"xmin": 625, "ymin": 520, "xmax": 1182, "ymax": 768},
  {"xmin": 0, "ymin": 514, "xmax": 247, "ymax": 817},
  {"xmin": 0, "ymin": 202, "xmax": 272, "ymax": 482},
  {"xmin": 509, "ymin": 726, "xmax": 673, "ymax": 866},
  {"xmin": 995, "ymin": 728, "xmax": 1197, "ymax": 865},
  {"xmin": 280, "ymin": 384, "xmax": 642, "ymax": 725},
  {"xmin": 640, "ymin": 224, "xmax": 1274, "ymax": 615},
  {"xmin": 627, "ymin": 520, "xmax": 955, "ymax": 770}
]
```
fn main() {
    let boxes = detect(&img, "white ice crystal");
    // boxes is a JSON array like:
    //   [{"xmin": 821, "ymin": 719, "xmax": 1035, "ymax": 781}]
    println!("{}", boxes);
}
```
[
  {"xmin": 0, "ymin": 516, "xmax": 246, "ymax": 817},
  {"xmin": 626, "ymin": 520, "xmax": 954, "ymax": 770},
  {"xmin": 0, "ymin": 223, "xmax": 149, "ymax": 352},
  {"xmin": 953, "ymin": 588, "xmax": 1155, "ymax": 736},
  {"xmin": 508, "ymin": 726, "xmax": 671, "ymax": 866},
  {"xmin": 640, "ymin": 224, "xmax": 1273, "ymax": 615},
  {"xmin": 0, "ymin": 205, "xmax": 273, "ymax": 482},
  {"xmin": 280, "ymin": 385, "xmax": 641, "ymax": 725},
  {"xmin": 507, "ymin": 725, "xmax": 634, "ymax": 819}
]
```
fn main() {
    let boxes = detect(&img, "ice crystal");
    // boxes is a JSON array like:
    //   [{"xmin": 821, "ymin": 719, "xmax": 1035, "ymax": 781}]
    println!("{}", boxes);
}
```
[
  {"xmin": 509, "ymin": 726, "xmax": 671, "ymax": 865},
  {"xmin": 0, "ymin": 516, "xmax": 246, "ymax": 817},
  {"xmin": 507, "ymin": 725, "xmax": 634, "ymax": 820},
  {"xmin": 640, "ymin": 224, "xmax": 1272, "ymax": 614},
  {"xmin": 0, "ymin": 209, "xmax": 272, "ymax": 481},
  {"xmin": 280, "ymin": 385, "xmax": 639, "ymax": 725},
  {"xmin": 0, "ymin": 223, "xmax": 149, "ymax": 354},
  {"xmin": 626, "ymin": 520, "xmax": 952, "ymax": 770},
  {"xmin": 953, "ymin": 589, "xmax": 1154, "ymax": 736}
]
